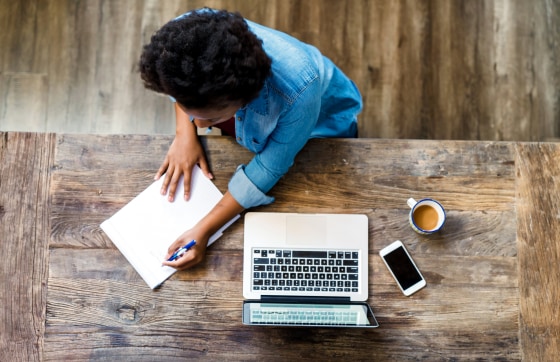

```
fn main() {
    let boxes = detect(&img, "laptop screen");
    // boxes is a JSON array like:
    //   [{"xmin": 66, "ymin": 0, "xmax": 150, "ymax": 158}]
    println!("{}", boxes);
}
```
[{"xmin": 242, "ymin": 301, "xmax": 379, "ymax": 328}]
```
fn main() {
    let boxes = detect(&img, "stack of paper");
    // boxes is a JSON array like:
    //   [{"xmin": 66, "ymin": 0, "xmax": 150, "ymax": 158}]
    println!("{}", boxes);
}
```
[{"xmin": 101, "ymin": 166, "xmax": 239, "ymax": 289}]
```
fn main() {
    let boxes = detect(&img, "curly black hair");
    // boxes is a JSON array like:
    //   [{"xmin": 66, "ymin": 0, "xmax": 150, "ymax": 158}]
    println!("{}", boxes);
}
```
[{"xmin": 139, "ymin": 8, "xmax": 272, "ymax": 110}]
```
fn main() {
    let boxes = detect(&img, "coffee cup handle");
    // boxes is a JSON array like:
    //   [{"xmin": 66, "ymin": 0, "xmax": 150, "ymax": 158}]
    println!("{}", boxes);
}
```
[{"xmin": 407, "ymin": 198, "xmax": 417, "ymax": 209}]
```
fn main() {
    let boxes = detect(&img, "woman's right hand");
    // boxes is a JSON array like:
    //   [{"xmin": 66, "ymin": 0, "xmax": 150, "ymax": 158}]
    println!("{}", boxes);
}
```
[{"xmin": 156, "ymin": 104, "xmax": 213, "ymax": 202}]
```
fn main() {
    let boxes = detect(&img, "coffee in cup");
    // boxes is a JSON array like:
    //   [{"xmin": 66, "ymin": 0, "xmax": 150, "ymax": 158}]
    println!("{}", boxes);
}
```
[{"xmin": 407, "ymin": 198, "xmax": 446, "ymax": 234}]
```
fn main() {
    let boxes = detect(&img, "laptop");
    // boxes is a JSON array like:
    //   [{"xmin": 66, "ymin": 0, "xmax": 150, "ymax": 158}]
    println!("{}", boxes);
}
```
[{"xmin": 242, "ymin": 212, "xmax": 379, "ymax": 328}]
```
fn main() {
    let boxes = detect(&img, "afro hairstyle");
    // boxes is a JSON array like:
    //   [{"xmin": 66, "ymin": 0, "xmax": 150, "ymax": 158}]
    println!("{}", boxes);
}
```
[{"xmin": 139, "ymin": 8, "xmax": 272, "ymax": 110}]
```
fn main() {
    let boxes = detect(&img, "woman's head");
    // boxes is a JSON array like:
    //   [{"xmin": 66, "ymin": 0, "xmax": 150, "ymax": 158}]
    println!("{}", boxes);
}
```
[{"xmin": 139, "ymin": 8, "xmax": 272, "ymax": 110}]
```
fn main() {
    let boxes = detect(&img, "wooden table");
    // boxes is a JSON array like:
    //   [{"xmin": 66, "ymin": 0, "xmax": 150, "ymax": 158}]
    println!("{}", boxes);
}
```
[{"xmin": 1, "ymin": 132, "xmax": 559, "ymax": 361}]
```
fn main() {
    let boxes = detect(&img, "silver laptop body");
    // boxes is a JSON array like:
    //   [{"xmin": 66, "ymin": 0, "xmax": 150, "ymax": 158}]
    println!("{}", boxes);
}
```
[{"xmin": 242, "ymin": 212, "xmax": 378, "ymax": 328}]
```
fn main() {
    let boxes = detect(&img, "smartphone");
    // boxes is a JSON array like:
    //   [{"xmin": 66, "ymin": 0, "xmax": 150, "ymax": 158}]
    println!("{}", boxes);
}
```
[{"xmin": 379, "ymin": 240, "xmax": 426, "ymax": 296}]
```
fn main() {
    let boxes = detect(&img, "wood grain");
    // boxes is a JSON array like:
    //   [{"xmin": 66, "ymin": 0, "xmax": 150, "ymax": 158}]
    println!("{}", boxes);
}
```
[
  {"xmin": 3, "ymin": 133, "xmax": 559, "ymax": 360},
  {"xmin": 42, "ymin": 134, "xmax": 526, "ymax": 360},
  {"xmin": 0, "ymin": 73, "xmax": 48, "ymax": 132},
  {"xmin": 516, "ymin": 143, "xmax": 560, "ymax": 361},
  {"xmin": 0, "ymin": 132, "xmax": 55, "ymax": 362},
  {"xmin": 1, "ymin": 0, "xmax": 559, "ymax": 140},
  {"xmin": 48, "ymin": 134, "xmax": 252, "ymax": 248},
  {"xmin": 45, "ymin": 253, "xmax": 519, "ymax": 361}
]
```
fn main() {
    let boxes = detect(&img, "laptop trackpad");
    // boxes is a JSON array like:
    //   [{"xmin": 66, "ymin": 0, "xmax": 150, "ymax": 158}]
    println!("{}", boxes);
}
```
[{"xmin": 286, "ymin": 215, "xmax": 326, "ymax": 245}]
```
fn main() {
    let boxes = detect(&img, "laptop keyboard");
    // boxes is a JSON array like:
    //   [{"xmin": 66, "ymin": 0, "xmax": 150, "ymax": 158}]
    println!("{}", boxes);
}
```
[{"xmin": 251, "ymin": 248, "xmax": 360, "ymax": 293}]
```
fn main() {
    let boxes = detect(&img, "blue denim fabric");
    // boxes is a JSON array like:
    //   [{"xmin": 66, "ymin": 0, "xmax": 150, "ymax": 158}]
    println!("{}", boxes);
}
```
[{"xmin": 173, "ymin": 11, "xmax": 362, "ymax": 209}]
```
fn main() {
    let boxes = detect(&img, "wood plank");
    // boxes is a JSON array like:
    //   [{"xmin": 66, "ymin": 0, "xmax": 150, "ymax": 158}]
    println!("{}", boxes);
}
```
[
  {"xmin": 516, "ymin": 143, "xmax": 560, "ymax": 361},
  {"xmin": 0, "ymin": 73, "xmax": 48, "ymax": 132},
  {"xmin": 45, "ymin": 249, "xmax": 519, "ymax": 360},
  {"xmin": 280, "ymin": 139, "xmax": 516, "ymax": 211},
  {"xmin": 2, "ymin": 0, "xmax": 559, "ymax": 140},
  {"xmin": 0, "ymin": 0, "xmax": 44, "ymax": 72},
  {"xmin": 44, "ymin": 135, "xmax": 522, "ymax": 359},
  {"xmin": 49, "ymin": 136, "xmax": 516, "ymax": 248},
  {"xmin": 0, "ymin": 132, "xmax": 55, "ymax": 362}
]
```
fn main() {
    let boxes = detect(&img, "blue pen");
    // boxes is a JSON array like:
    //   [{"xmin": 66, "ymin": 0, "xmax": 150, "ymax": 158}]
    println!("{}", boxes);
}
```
[{"xmin": 167, "ymin": 240, "xmax": 196, "ymax": 261}]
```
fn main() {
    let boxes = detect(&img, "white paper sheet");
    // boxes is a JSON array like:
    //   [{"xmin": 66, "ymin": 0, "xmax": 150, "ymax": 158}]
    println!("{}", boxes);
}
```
[{"xmin": 101, "ymin": 166, "xmax": 239, "ymax": 289}]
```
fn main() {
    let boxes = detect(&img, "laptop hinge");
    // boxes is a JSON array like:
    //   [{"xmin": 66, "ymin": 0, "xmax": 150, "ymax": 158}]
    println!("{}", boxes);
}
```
[{"xmin": 261, "ymin": 295, "xmax": 351, "ymax": 304}]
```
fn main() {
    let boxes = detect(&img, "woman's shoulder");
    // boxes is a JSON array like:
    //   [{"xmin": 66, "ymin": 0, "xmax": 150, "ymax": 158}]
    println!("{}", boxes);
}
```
[{"xmin": 247, "ymin": 21, "xmax": 325, "ymax": 103}]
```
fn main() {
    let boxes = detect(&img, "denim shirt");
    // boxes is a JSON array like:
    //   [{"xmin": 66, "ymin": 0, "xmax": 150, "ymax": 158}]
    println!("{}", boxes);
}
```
[{"xmin": 174, "ymin": 12, "xmax": 362, "ymax": 209}]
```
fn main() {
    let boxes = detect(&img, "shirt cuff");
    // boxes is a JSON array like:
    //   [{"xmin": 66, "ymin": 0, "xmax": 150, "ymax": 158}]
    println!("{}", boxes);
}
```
[{"xmin": 228, "ymin": 165, "xmax": 275, "ymax": 209}]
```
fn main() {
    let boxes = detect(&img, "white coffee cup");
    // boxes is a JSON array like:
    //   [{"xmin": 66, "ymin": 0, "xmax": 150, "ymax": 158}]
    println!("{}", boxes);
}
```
[{"xmin": 407, "ymin": 198, "xmax": 446, "ymax": 234}]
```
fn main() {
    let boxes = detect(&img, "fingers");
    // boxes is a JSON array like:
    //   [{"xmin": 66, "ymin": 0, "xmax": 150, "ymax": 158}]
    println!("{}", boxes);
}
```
[
  {"xmin": 183, "ymin": 170, "xmax": 191, "ymax": 201},
  {"xmin": 162, "ymin": 249, "xmax": 199, "ymax": 270},
  {"xmin": 162, "ymin": 164, "xmax": 193, "ymax": 201},
  {"xmin": 163, "ymin": 234, "xmax": 206, "ymax": 270},
  {"xmin": 198, "ymin": 158, "xmax": 214, "ymax": 181},
  {"xmin": 164, "ymin": 239, "xmax": 183, "ymax": 260},
  {"xmin": 158, "ymin": 161, "xmax": 198, "ymax": 202},
  {"xmin": 155, "ymin": 158, "xmax": 169, "ymax": 181},
  {"xmin": 166, "ymin": 170, "xmax": 181, "ymax": 202},
  {"xmin": 159, "ymin": 166, "xmax": 172, "ymax": 200},
  {"xmin": 157, "ymin": 157, "xmax": 172, "ymax": 199},
  {"xmin": 157, "ymin": 146, "xmax": 210, "ymax": 202},
  {"xmin": 182, "ymin": 158, "xmax": 212, "ymax": 201},
  {"xmin": 162, "ymin": 248, "xmax": 201, "ymax": 270},
  {"xmin": 159, "ymin": 165, "xmax": 183, "ymax": 202}
]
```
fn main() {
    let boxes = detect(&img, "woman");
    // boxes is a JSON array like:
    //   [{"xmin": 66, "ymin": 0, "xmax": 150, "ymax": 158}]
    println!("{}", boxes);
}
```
[{"xmin": 139, "ymin": 8, "xmax": 362, "ymax": 270}]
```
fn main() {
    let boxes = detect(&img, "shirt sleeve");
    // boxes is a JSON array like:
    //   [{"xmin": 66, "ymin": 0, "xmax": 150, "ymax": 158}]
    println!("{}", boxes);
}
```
[
  {"xmin": 228, "ymin": 80, "xmax": 322, "ymax": 209},
  {"xmin": 228, "ymin": 165, "xmax": 275, "ymax": 208}
]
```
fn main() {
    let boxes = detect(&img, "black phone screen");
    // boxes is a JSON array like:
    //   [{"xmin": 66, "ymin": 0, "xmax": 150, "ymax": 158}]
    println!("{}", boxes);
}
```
[{"xmin": 383, "ymin": 246, "xmax": 423, "ymax": 290}]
